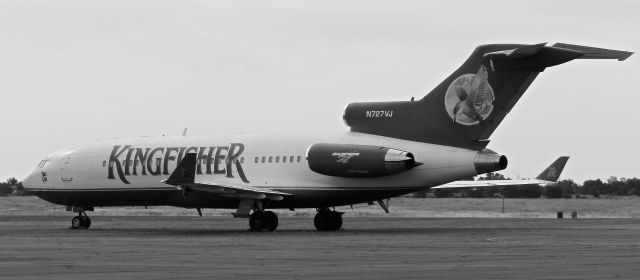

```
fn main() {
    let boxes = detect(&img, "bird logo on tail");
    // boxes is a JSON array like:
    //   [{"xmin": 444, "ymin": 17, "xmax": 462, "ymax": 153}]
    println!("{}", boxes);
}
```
[{"xmin": 444, "ymin": 65, "xmax": 495, "ymax": 126}]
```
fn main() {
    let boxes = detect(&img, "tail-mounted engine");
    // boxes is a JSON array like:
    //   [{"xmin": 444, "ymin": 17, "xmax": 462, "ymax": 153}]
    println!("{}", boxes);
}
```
[
  {"xmin": 474, "ymin": 149, "xmax": 508, "ymax": 174},
  {"xmin": 307, "ymin": 143, "xmax": 421, "ymax": 178}
]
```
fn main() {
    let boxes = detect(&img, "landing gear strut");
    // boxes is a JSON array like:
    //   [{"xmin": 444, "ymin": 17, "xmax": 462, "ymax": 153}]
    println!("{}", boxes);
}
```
[
  {"xmin": 314, "ymin": 209, "xmax": 343, "ymax": 231},
  {"xmin": 249, "ymin": 210, "xmax": 278, "ymax": 232},
  {"xmin": 70, "ymin": 211, "xmax": 91, "ymax": 229}
]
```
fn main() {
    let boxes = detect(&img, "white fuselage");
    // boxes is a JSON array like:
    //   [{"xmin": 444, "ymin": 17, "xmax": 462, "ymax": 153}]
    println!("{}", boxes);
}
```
[{"xmin": 23, "ymin": 132, "xmax": 482, "ymax": 209}]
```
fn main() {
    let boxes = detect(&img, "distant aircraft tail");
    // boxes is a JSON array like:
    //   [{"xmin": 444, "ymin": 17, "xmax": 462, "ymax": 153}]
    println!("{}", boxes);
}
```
[
  {"xmin": 535, "ymin": 156, "xmax": 570, "ymax": 182},
  {"xmin": 343, "ymin": 43, "xmax": 632, "ymax": 150}
]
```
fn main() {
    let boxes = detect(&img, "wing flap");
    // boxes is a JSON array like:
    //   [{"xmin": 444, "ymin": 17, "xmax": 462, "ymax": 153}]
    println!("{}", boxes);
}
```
[
  {"xmin": 174, "ymin": 181, "xmax": 291, "ymax": 201},
  {"xmin": 192, "ymin": 180, "xmax": 291, "ymax": 201}
]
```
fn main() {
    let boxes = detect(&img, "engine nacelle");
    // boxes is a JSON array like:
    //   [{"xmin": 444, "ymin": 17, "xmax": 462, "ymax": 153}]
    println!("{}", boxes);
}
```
[
  {"xmin": 474, "ymin": 149, "xmax": 508, "ymax": 174},
  {"xmin": 307, "ymin": 143, "xmax": 420, "ymax": 178}
]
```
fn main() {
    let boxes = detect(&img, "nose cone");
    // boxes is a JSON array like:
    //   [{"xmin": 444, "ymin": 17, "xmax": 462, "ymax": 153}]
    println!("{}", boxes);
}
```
[{"xmin": 22, "ymin": 170, "xmax": 41, "ymax": 190}]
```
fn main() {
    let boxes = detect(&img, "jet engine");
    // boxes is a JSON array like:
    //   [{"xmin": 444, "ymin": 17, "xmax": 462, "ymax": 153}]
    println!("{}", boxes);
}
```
[
  {"xmin": 474, "ymin": 149, "xmax": 508, "ymax": 174},
  {"xmin": 307, "ymin": 143, "xmax": 421, "ymax": 178}
]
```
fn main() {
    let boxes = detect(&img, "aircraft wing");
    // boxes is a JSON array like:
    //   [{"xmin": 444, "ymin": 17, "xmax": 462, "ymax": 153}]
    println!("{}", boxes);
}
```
[
  {"xmin": 161, "ymin": 153, "xmax": 290, "ymax": 201},
  {"xmin": 186, "ymin": 180, "xmax": 290, "ymax": 201},
  {"xmin": 431, "ymin": 179, "xmax": 552, "ymax": 189}
]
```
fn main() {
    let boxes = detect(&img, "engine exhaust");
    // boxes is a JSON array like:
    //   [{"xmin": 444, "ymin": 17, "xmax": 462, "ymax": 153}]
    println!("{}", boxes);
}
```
[{"xmin": 474, "ymin": 149, "xmax": 508, "ymax": 174}]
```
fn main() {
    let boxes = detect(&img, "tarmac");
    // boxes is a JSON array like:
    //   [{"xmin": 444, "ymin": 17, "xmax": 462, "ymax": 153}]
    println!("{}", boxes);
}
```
[{"xmin": 1, "ymin": 215, "xmax": 639, "ymax": 280}]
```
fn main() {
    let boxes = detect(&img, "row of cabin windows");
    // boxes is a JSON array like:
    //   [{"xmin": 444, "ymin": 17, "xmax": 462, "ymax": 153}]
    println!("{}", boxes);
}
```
[
  {"xmin": 102, "ymin": 157, "xmax": 246, "ymax": 167},
  {"xmin": 255, "ymin": 156, "xmax": 302, "ymax": 164}
]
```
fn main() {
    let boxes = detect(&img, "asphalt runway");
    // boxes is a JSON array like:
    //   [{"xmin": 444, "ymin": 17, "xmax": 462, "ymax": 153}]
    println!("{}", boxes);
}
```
[{"xmin": 1, "ymin": 216, "xmax": 639, "ymax": 280}]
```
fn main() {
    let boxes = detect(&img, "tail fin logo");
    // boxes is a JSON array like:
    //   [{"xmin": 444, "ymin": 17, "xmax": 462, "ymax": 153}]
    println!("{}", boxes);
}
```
[
  {"xmin": 444, "ymin": 65, "xmax": 495, "ymax": 126},
  {"xmin": 547, "ymin": 167, "xmax": 557, "ymax": 179}
]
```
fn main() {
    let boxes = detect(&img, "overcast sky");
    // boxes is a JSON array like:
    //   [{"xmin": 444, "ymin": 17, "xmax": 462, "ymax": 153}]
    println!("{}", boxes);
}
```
[{"xmin": 1, "ymin": 0, "xmax": 638, "ymax": 184}]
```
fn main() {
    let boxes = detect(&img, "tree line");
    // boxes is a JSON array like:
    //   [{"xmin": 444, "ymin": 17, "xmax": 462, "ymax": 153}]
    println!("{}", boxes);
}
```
[{"xmin": 0, "ymin": 177, "xmax": 25, "ymax": 196}]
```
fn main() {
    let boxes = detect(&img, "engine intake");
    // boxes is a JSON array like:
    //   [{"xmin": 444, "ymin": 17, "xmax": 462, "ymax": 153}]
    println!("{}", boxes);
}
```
[{"xmin": 307, "ymin": 143, "xmax": 420, "ymax": 178}]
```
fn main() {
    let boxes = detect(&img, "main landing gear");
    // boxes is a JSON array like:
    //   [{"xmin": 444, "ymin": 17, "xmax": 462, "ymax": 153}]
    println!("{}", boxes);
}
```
[
  {"xmin": 249, "ymin": 210, "xmax": 279, "ymax": 232},
  {"xmin": 70, "ymin": 211, "xmax": 91, "ymax": 229},
  {"xmin": 314, "ymin": 209, "xmax": 343, "ymax": 231}
]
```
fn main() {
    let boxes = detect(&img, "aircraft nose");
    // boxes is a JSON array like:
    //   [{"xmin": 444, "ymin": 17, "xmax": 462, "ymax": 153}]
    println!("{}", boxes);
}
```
[{"xmin": 22, "ymin": 170, "xmax": 40, "ymax": 190}]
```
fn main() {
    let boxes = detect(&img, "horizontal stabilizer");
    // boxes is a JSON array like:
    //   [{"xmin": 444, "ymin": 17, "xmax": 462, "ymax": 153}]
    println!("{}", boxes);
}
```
[
  {"xmin": 483, "ymin": 42, "xmax": 547, "ymax": 59},
  {"xmin": 552, "ymin": 43, "xmax": 633, "ymax": 61}
]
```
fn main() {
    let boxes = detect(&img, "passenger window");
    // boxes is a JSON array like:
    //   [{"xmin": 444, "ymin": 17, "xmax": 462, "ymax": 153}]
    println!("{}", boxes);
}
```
[
  {"xmin": 255, "ymin": 157, "xmax": 259, "ymax": 163},
  {"xmin": 276, "ymin": 156, "xmax": 280, "ymax": 163},
  {"xmin": 269, "ymin": 156, "xmax": 273, "ymax": 163},
  {"xmin": 297, "ymin": 156, "xmax": 301, "ymax": 162},
  {"xmin": 102, "ymin": 160, "xmax": 107, "ymax": 167},
  {"xmin": 261, "ymin": 157, "xmax": 265, "ymax": 163},
  {"xmin": 283, "ymin": 156, "xmax": 287, "ymax": 163},
  {"xmin": 290, "ymin": 156, "xmax": 294, "ymax": 163}
]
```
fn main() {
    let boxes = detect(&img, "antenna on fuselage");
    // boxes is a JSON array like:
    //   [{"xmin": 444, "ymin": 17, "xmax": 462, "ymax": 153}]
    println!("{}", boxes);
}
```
[{"xmin": 181, "ymin": 128, "xmax": 188, "ymax": 136}]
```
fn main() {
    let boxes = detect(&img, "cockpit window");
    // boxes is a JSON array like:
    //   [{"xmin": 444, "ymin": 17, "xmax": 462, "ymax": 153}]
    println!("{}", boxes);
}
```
[{"xmin": 37, "ymin": 160, "xmax": 49, "ymax": 168}]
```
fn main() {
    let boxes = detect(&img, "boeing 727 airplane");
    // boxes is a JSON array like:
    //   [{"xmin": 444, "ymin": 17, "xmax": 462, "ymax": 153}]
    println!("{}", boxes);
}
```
[{"xmin": 22, "ymin": 43, "xmax": 632, "ymax": 231}]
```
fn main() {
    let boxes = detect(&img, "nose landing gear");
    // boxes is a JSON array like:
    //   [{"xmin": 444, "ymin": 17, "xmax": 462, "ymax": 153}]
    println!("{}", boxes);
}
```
[{"xmin": 70, "ymin": 211, "xmax": 91, "ymax": 229}]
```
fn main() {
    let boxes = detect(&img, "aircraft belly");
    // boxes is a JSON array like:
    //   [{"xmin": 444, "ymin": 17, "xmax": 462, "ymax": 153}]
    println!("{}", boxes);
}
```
[{"xmin": 29, "ymin": 186, "xmax": 421, "ymax": 209}]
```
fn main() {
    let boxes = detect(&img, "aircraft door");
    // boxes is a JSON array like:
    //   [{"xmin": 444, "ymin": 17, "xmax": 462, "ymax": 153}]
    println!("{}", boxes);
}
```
[{"xmin": 60, "ymin": 155, "xmax": 74, "ymax": 184}]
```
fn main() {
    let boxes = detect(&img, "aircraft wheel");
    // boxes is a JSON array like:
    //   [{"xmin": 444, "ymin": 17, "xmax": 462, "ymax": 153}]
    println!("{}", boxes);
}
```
[
  {"xmin": 314, "ymin": 211, "xmax": 342, "ymax": 231},
  {"xmin": 80, "ymin": 216, "xmax": 91, "ymax": 229},
  {"xmin": 329, "ymin": 212, "xmax": 343, "ymax": 231},
  {"xmin": 249, "ymin": 211, "xmax": 265, "ymax": 231},
  {"xmin": 264, "ymin": 211, "xmax": 278, "ymax": 232},
  {"xmin": 71, "ymin": 216, "xmax": 82, "ymax": 229},
  {"xmin": 314, "ymin": 212, "xmax": 330, "ymax": 231}
]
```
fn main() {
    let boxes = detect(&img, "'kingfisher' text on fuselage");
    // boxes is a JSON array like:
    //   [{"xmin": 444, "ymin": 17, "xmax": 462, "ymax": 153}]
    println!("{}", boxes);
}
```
[{"xmin": 107, "ymin": 143, "xmax": 249, "ymax": 184}]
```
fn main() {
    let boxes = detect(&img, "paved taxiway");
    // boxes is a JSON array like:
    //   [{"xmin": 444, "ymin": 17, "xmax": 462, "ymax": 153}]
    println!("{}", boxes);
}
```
[{"xmin": 1, "ymin": 216, "xmax": 639, "ymax": 279}]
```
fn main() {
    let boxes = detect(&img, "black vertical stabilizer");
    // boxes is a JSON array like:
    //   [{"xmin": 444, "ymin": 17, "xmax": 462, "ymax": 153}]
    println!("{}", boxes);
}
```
[
  {"xmin": 535, "ymin": 156, "xmax": 570, "ymax": 182},
  {"xmin": 343, "ymin": 43, "xmax": 632, "ymax": 150}
]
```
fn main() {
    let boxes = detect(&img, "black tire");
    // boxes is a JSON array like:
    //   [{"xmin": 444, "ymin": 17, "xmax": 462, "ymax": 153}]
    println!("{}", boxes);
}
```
[
  {"xmin": 330, "ymin": 213, "xmax": 343, "ymax": 231},
  {"xmin": 263, "ymin": 211, "xmax": 278, "ymax": 232},
  {"xmin": 81, "ymin": 216, "xmax": 91, "ymax": 229},
  {"xmin": 71, "ymin": 216, "xmax": 81, "ymax": 229},
  {"xmin": 249, "ymin": 212, "xmax": 265, "ymax": 231},
  {"xmin": 314, "ymin": 212, "xmax": 330, "ymax": 231}
]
